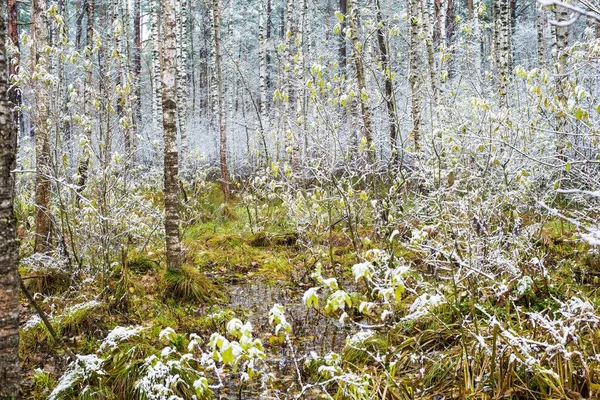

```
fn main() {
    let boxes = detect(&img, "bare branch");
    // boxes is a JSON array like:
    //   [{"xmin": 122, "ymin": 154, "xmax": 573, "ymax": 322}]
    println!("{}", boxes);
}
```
[{"xmin": 538, "ymin": 0, "xmax": 600, "ymax": 25}]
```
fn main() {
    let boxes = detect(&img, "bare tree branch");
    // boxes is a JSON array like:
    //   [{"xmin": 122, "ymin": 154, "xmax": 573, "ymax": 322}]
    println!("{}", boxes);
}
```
[{"xmin": 538, "ymin": 0, "xmax": 600, "ymax": 25}]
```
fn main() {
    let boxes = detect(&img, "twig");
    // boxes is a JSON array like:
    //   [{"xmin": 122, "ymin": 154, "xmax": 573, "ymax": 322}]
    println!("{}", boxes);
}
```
[{"xmin": 19, "ymin": 276, "xmax": 76, "ymax": 361}]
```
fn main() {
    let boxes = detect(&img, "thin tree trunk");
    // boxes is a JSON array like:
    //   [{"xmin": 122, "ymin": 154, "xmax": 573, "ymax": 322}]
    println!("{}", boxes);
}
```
[
  {"xmin": 76, "ymin": 0, "xmax": 94, "ymax": 201},
  {"xmin": 152, "ymin": 0, "xmax": 163, "ymax": 129},
  {"xmin": 0, "ymin": 7, "xmax": 21, "ymax": 397},
  {"xmin": 348, "ymin": 0, "xmax": 375, "ymax": 163},
  {"xmin": 265, "ymin": 0, "xmax": 272, "ymax": 90},
  {"xmin": 409, "ymin": 0, "xmax": 422, "ymax": 153},
  {"xmin": 176, "ymin": 0, "xmax": 188, "ymax": 158},
  {"xmin": 161, "ymin": 0, "xmax": 182, "ymax": 272},
  {"xmin": 212, "ymin": 0, "xmax": 230, "ymax": 200},
  {"xmin": 537, "ymin": 5, "xmax": 546, "ymax": 69},
  {"xmin": 33, "ymin": 0, "xmax": 52, "ymax": 253},
  {"xmin": 375, "ymin": 0, "xmax": 398, "ymax": 163},
  {"xmin": 134, "ymin": 0, "xmax": 142, "ymax": 132},
  {"xmin": 494, "ymin": 0, "xmax": 510, "ymax": 106},
  {"xmin": 339, "ymin": 0, "xmax": 347, "ymax": 71},
  {"xmin": 258, "ymin": 0, "xmax": 270, "ymax": 163},
  {"xmin": 555, "ymin": 5, "xmax": 569, "ymax": 160},
  {"xmin": 7, "ymin": 0, "xmax": 22, "ymax": 136},
  {"xmin": 422, "ymin": 0, "xmax": 438, "ymax": 103}
]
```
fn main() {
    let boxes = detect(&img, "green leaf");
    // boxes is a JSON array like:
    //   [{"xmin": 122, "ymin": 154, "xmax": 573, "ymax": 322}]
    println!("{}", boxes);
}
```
[{"xmin": 221, "ymin": 344, "xmax": 235, "ymax": 365}]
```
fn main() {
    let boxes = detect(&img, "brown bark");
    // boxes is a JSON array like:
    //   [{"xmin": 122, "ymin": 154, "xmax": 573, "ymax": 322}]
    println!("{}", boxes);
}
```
[
  {"xmin": 0, "ymin": 7, "xmax": 21, "ymax": 397},
  {"xmin": 76, "ymin": 0, "xmax": 94, "ymax": 201},
  {"xmin": 375, "ymin": 0, "xmax": 398, "ymax": 163},
  {"xmin": 161, "ymin": 0, "xmax": 182, "ymax": 272},
  {"xmin": 467, "ymin": 0, "xmax": 472, "ymax": 21},
  {"xmin": 212, "ymin": 0, "xmax": 230, "ymax": 200},
  {"xmin": 33, "ymin": 0, "xmax": 52, "ymax": 253}
]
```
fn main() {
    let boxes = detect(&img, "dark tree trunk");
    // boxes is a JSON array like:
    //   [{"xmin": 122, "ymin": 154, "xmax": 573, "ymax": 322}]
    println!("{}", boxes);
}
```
[
  {"xmin": 0, "ymin": 7, "xmax": 21, "ymax": 398},
  {"xmin": 339, "ymin": 0, "xmax": 347, "ymax": 71},
  {"xmin": 375, "ymin": 0, "xmax": 398, "ymax": 163}
]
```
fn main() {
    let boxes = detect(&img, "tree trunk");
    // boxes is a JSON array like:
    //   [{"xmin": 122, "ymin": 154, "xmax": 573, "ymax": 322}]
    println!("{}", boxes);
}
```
[
  {"xmin": 76, "ymin": 0, "xmax": 94, "ymax": 201},
  {"xmin": 265, "ymin": 0, "xmax": 272, "ymax": 90},
  {"xmin": 339, "ymin": 0, "xmax": 347, "ymax": 71},
  {"xmin": 422, "ymin": 0, "xmax": 438, "ymax": 103},
  {"xmin": 0, "ymin": 8, "xmax": 21, "ymax": 398},
  {"xmin": 494, "ymin": 0, "xmax": 510, "ymax": 106},
  {"xmin": 409, "ymin": 0, "xmax": 422, "ymax": 153},
  {"xmin": 152, "ymin": 0, "xmax": 163, "ymax": 130},
  {"xmin": 555, "ymin": 5, "xmax": 569, "ymax": 160},
  {"xmin": 33, "ymin": 0, "xmax": 52, "ymax": 253},
  {"xmin": 7, "ymin": 0, "xmax": 22, "ymax": 136},
  {"xmin": 258, "ymin": 0, "xmax": 270, "ymax": 163},
  {"xmin": 161, "ymin": 0, "xmax": 182, "ymax": 272},
  {"xmin": 211, "ymin": 0, "xmax": 230, "ymax": 200},
  {"xmin": 348, "ymin": 0, "xmax": 375, "ymax": 164},
  {"xmin": 375, "ymin": 0, "xmax": 398, "ymax": 163},
  {"xmin": 537, "ymin": 5, "xmax": 546, "ymax": 69},
  {"xmin": 134, "ymin": 0, "xmax": 142, "ymax": 132},
  {"xmin": 176, "ymin": 0, "xmax": 188, "ymax": 158}
]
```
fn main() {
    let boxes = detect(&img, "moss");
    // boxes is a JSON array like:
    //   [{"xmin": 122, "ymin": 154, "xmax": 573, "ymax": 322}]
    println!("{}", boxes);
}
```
[{"xmin": 127, "ymin": 256, "xmax": 159, "ymax": 274}]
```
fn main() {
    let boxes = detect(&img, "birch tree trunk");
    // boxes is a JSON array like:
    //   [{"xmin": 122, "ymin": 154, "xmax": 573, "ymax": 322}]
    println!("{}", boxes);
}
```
[
  {"xmin": 7, "ymin": 0, "xmax": 21, "ymax": 136},
  {"xmin": 537, "ymin": 5, "xmax": 546, "ymax": 69},
  {"xmin": 33, "ymin": 0, "xmax": 52, "ymax": 253},
  {"xmin": 211, "ymin": 0, "xmax": 230, "ymax": 200},
  {"xmin": 348, "ymin": 0, "xmax": 374, "ymax": 163},
  {"xmin": 161, "ymin": 0, "xmax": 182, "ymax": 272},
  {"xmin": 421, "ymin": 0, "xmax": 438, "ymax": 103},
  {"xmin": 284, "ymin": 0, "xmax": 297, "ymax": 168},
  {"xmin": 133, "ymin": 0, "xmax": 142, "ymax": 132},
  {"xmin": 176, "ymin": 0, "xmax": 188, "ymax": 158},
  {"xmin": 494, "ymin": 0, "xmax": 511, "ymax": 106},
  {"xmin": 555, "ymin": 5, "xmax": 569, "ymax": 160},
  {"xmin": 258, "ymin": 0, "xmax": 270, "ymax": 163},
  {"xmin": 152, "ymin": 0, "xmax": 163, "ymax": 129},
  {"xmin": 409, "ymin": 0, "xmax": 422, "ymax": 153},
  {"xmin": 0, "ymin": 8, "xmax": 21, "ymax": 397}
]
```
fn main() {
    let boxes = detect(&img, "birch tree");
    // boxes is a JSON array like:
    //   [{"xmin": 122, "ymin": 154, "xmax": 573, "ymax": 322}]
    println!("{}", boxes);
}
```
[
  {"xmin": 493, "ymin": 0, "xmax": 511, "ymax": 106},
  {"xmin": 161, "ymin": 0, "xmax": 182, "ymax": 272},
  {"xmin": 176, "ymin": 0, "xmax": 188, "ymax": 157},
  {"xmin": 348, "ymin": 0, "xmax": 374, "ymax": 163},
  {"xmin": 258, "ymin": 0, "xmax": 270, "ymax": 163},
  {"xmin": 409, "ymin": 0, "xmax": 422, "ymax": 153},
  {"xmin": 152, "ymin": 0, "xmax": 163, "ymax": 129},
  {"xmin": 554, "ymin": 4, "xmax": 569, "ymax": 160}
]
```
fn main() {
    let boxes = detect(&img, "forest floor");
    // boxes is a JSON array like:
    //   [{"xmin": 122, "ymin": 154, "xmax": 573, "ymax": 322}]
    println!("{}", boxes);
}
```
[{"xmin": 17, "ymin": 184, "xmax": 600, "ymax": 399}]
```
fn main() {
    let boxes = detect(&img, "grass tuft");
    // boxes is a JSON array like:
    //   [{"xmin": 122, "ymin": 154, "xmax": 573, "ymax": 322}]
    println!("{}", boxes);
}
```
[{"xmin": 162, "ymin": 265, "xmax": 223, "ymax": 303}]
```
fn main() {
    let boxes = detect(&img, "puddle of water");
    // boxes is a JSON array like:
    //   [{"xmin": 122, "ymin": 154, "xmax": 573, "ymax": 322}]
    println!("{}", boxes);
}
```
[{"xmin": 216, "ymin": 282, "xmax": 353, "ymax": 398}]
